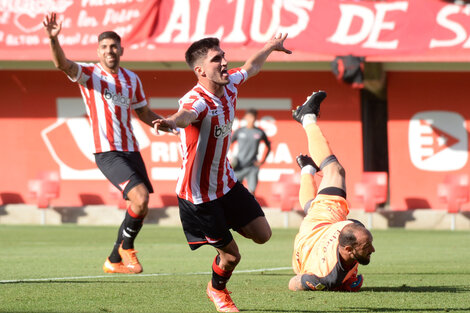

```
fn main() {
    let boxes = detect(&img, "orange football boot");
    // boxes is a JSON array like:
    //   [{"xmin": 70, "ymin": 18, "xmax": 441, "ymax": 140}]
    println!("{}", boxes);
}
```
[
  {"xmin": 206, "ymin": 281, "xmax": 239, "ymax": 312},
  {"xmin": 118, "ymin": 243, "xmax": 143, "ymax": 273},
  {"xmin": 102, "ymin": 258, "xmax": 131, "ymax": 274}
]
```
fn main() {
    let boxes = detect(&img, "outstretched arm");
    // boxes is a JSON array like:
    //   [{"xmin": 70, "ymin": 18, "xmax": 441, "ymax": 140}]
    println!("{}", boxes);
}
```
[
  {"xmin": 241, "ymin": 33, "xmax": 292, "ymax": 79},
  {"xmin": 43, "ymin": 12, "xmax": 78, "ymax": 79},
  {"xmin": 152, "ymin": 109, "xmax": 198, "ymax": 133},
  {"xmin": 289, "ymin": 275, "xmax": 308, "ymax": 291},
  {"xmin": 134, "ymin": 106, "xmax": 164, "ymax": 127}
]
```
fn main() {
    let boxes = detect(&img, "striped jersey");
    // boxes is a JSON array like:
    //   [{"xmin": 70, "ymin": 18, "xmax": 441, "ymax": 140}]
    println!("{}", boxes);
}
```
[
  {"xmin": 69, "ymin": 62, "xmax": 147, "ymax": 153},
  {"xmin": 176, "ymin": 68, "xmax": 248, "ymax": 204}
]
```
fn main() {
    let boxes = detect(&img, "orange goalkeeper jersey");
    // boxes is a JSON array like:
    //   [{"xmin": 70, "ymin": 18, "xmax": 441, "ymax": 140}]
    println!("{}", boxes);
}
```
[{"xmin": 292, "ymin": 194, "xmax": 358, "ymax": 290}]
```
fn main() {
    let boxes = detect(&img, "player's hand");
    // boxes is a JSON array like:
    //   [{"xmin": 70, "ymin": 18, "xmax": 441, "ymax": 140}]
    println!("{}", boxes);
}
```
[
  {"xmin": 266, "ymin": 33, "xmax": 292, "ymax": 54},
  {"xmin": 43, "ymin": 13, "xmax": 62, "ymax": 38},
  {"xmin": 253, "ymin": 160, "xmax": 262, "ymax": 167},
  {"xmin": 152, "ymin": 118, "xmax": 177, "ymax": 134},
  {"xmin": 337, "ymin": 274, "xmax": 363, "ymax": 292}
]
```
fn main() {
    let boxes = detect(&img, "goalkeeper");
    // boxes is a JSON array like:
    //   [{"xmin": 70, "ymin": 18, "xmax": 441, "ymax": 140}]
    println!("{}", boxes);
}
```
[{"xmin": 288, "ymin": 91, "xmax": 375, "ymax": 292}]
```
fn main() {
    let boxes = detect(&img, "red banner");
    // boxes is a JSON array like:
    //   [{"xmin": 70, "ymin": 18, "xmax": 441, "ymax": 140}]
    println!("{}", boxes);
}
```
[{"xmin": 1, "ymin": 0, "xmax": 470, "ymax": 62}]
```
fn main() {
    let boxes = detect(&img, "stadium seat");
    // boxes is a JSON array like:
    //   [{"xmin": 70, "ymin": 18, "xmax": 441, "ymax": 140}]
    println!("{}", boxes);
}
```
[
  {"xmin": 27, "ymin": 171, "xmax": 60, "ymax": 224},
  {"xmin": 109, "ymin": 184, "xmax": 127, "ymax": 210},
  {"xmin": 437, "ymin": 174, "xmax": 469, "ymax": 230},
  {"xmin": 354, "ymin": 172, "xmax": 388, "ymax": 228},
  {"xmin": 271, "ymin": 173, "xmax": 301, "ymax": 227}
]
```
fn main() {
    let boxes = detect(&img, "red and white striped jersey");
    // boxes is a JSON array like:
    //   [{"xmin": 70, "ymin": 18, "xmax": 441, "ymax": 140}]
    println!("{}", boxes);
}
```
[
  {"xmin": 176, "ymin": 68, "xmax": 248, "ymax": 204},
  {"xmin": 69, "ymin": 62, "xmax": 147, "ymax": 153}
]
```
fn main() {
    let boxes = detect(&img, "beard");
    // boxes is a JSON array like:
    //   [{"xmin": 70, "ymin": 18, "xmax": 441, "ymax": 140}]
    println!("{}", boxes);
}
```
[{"xmin": 353, "ymin": 251, "xmax": 371, "ymax": 265}]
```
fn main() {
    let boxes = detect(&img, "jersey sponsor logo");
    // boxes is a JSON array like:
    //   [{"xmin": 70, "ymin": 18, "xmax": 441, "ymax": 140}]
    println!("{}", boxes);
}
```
[
  {"xmin": 104, "ymin": 88, "xmax": 130, "ymax": 107},
  {"xmin": 214, "ymin": 120, "xmax": 233, "ymax": 138},
  {"xmin": 409, "ymin": 111, "xmax": 468, "ymax": 171}
]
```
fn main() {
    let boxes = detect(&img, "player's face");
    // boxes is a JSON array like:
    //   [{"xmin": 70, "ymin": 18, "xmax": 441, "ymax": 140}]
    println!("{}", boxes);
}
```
[
  {"xmin": 244, "ymin": 113, "xmax": 256, "ymax": 127},
  {"xmin": 201, "ymin": 47, "xmax": 229, "ymax": 86},
  {"xmin": 97, "ymin": 38, "xmax": 123, "ymax": 71},
  {"xmin": 352, "ymin": 232, "xmax": 375, "ymax": 265}
]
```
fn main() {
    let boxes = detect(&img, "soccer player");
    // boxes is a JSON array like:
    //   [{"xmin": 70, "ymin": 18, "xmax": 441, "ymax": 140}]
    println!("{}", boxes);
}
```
[
  {"xmin": 288, "ymin": 91, "xmax": 375, "ymax": 292},
  {"xmin": 43, "ymin": 13, "xmax": 164, "ymax": 274},
  {"xmin": 231, "ymin": 109, "xmax": 271, "ymax": 195},
  {"xmin": 153, "ymin": 35, "xmax": 291, "ymax": 312}
]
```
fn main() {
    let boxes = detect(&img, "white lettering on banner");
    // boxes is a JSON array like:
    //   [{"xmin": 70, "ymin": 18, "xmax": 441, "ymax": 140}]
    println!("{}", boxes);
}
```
[
  {"xmin": 250, "ymin": 0, "xmax": 282, "ymax": 42},
  {"xmin": 77, "ymin": 10, "xmax": 98, "ymax": 27},
  {"xmin": 6, "ymin": 34, "xmax": 40, "ymax": 46},
  {"xmin": 329, "ymin": 2, "xmax": 408, "ymax": 49},
  {"xmin": 156, "ymin": 0, "xmax": 190, "ymax": 43},
  {"xmin": 191, "ymin": 0, "xmax": 224, "ymax": 41},
  {"xmin": 0, "ymin": 0, "xmax": 73, "ymax": 32},
  {"xmin": 430, "ymin": 5, "xmax": 470, "ymax": 48},
  {"xmin": 363, "ymin": 2, "xmax": 408, "ymax": 49},
  {"xmin": 102, "ymin": 8, "xmax": 140, "ymax": 26},
  {"xmin": 224, "ymin": 0, "xmax": 247, "ymax": 42},
  {"xmin": 278, "ymin": 0, "xmax": 315, "ymax": 37},
  {"xmin": 157, "ymin": 0, "xmax": 313, "ymax": 43}
]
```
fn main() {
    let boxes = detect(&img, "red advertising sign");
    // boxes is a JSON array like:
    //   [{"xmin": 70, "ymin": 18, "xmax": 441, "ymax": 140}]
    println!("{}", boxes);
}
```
[
  {"xmin": 1, "ymin": 0, "xmax": 470, "ymax": 62},
  {"xmin": 388, "ymin": 71, "xmax": 470, "ymax": 210},
  {"xmin": 0, "ymin": 70, "xmax": 363, "ymax": 209}
]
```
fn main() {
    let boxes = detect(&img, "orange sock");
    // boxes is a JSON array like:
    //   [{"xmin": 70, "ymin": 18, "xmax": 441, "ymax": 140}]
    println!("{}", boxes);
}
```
[{"xmin": 304, "ymin": 123, "xmax": 333, "ymax": 167}]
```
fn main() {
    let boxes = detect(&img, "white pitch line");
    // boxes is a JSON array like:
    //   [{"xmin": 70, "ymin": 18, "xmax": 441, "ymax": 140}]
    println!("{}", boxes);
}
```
[{"xmin": 0, "ymin": 266, "xmax": 292, "ymax": 284}]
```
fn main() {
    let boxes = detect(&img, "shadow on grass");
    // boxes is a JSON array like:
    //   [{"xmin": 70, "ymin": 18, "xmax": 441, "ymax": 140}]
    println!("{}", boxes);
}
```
[
  {"xmin": 362, "ymin": 285, "xmax": 469, "ymax": 293},
  {"xmin": 245, "ymin": 307, "xmax": 470, "ymax": 313}
]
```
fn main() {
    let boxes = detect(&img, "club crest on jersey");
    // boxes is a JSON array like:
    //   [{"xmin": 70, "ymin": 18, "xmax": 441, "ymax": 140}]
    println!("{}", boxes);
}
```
[
  {"xmin": 214, "ymin": 121, "xmax": 233, "ymax": 138},
  {"xmin": 104, "ymin": 88, "xmax": 130, "ymax": 107}
]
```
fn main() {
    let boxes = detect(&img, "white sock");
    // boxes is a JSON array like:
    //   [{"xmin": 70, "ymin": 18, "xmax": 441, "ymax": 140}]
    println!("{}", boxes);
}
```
[
  {"xmin": 301, "ymin": 165, "xmax": 315, "ymax": 176},
  {"xmin": 302, "ymin": 114, "xmax": 317, "ymax": 128}
]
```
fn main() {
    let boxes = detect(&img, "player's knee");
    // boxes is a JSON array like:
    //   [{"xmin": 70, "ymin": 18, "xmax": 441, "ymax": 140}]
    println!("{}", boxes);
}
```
[
  {"xmin": 130, "ymin": 191, "xmax": 149, "ymax": 215},
  {"xmin": 323, "ymin": 162, "xmax": 345, "ymax": 179},
  {"xmin": 252, "ymin": 228, "xmax": 271, "ymax": 244},
  {"xmin": 223, "ymin": 252, "xmax": 241, "ymax": 268}
]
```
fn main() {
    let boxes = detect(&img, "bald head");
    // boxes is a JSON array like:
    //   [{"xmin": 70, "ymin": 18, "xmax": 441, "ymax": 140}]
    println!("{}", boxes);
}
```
[{"xmin": 339, "ymin": 222, "xmax": 375, "ymax": 265}]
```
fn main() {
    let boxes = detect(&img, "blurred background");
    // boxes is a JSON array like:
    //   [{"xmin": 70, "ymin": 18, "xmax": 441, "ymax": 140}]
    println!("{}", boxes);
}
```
[{"xmin": 1, "ymin": 0, "xmax": 469, "ymax": 229}]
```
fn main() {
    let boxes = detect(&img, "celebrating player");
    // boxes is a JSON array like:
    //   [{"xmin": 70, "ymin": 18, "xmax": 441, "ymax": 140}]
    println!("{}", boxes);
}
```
[
  {"xmin": 288, "ymin": 91, "xmax": 375, "ymax": 292},
  {"xmin": 153, "ymin": 35, "xmax": 291, "ymax": 312},
  {"xmin": 43, "ymin": 13, "xmax": 164, "ymax": 274}
]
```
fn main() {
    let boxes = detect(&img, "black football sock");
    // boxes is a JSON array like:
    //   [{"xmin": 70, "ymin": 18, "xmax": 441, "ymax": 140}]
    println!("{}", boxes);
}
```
[
  {"xmin": 211, "ymin": 255, "xmax": 233, "ymax": 290},
  {"xmin": 108, "ymin": 220, "xmax": 125, "ymax": 263},
  {"xmin": 121, "ymin": 209, "xmax": 144, "ymax": 250}
]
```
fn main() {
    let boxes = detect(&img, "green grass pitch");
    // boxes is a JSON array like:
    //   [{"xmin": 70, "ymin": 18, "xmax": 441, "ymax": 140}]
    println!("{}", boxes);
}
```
[{"xmin": 1, "ymin": 225, "xmax": 469, "ymax": 313}]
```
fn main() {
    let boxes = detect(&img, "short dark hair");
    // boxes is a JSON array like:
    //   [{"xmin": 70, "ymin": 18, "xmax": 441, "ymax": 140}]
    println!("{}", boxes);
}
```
[
  {"xmin": 185, "ymin": 37, "xmax": 220, "ymax": 68},
  {"xmin": 98, "ymin": 31, "xmax": 121, "ymax": 44},
  {"xmin": 245, "ymin": 108, "xmax": 258, "ymax": 118}
]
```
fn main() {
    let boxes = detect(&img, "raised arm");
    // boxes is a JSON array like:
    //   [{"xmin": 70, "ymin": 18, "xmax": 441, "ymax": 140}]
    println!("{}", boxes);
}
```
[
  {"xmin": 241, "ymin": 33, "xmax": 292, "ymax": 78},
  {"xmin": 43, "ymin": 13, "xmax": 79, "ymax": 79}
]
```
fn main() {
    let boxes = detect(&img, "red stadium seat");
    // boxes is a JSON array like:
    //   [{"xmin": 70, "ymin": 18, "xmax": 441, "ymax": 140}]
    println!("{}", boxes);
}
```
[
  {"xmin": 109, "ymin": 184, "xmax": 127, "ymax": 210},
  {"xmin": 437, "ymin": 174, "xmax": 469, "ymax": 214},
  {"xmin": 355, "ymin": 172, "xmax": 388, "ymax": 213},
  {"xmin": 438, "ymin": 174, "xmax": 469, "ymax": 230},
  {"xmin": 271, "ymin": 173, "xmax": 301, "ymax": 212},
  {"xmin": 28, "ymin": 171, "xmax": 60, "ymax": 209}
]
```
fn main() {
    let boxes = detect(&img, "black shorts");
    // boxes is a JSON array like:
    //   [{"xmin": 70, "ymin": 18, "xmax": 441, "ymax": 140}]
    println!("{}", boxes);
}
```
[
  {"xmin": 95, "ymin": 151, "xmax": 153, "ymax": 200},
  {"xmin": 178, "ymin": 181, "xmax": 265, "ymax": 250}
]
